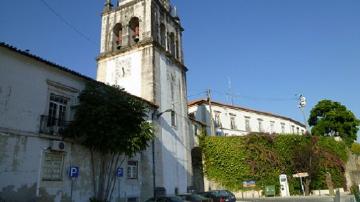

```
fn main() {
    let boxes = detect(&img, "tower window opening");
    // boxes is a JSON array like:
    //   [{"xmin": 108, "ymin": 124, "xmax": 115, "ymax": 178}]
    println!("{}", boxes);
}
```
[
  {"xmin": 160, "ymin": 23, "xmax": 166, "ymax": 47},
  {"xmin": 113, "ymin": 23, "xmax": 123, "ymax": 49},
  {"xmin": 175, "ymin": 38, "xmax": 179, "ymax": 59},
  {"xmin": 129, "ymin": 17, "xmax": 140, "ymax": 43},
  {"xmin": 169, "ymin": 32, "xmax": 175, "ymax": 56},
  {"xmin": 171, "ymin": 110, "xmax": 177, "ymax": 127}
]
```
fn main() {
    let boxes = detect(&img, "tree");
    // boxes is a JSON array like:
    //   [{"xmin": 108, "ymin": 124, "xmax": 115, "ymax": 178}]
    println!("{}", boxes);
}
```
[
  {"xmin": 308, "ymin": 99, "xmax": 359, "ymax": 145},
  {"xmin": 64, "ymin": 82, "xmax": 154, "ymax": 202},
  {"xmin": 292, "ymin": 137, "xmax": 320, "ymax": 195}
]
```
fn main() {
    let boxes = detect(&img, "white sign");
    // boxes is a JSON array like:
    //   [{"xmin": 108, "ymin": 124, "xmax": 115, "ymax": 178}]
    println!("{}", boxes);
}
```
[{"xmin": 293, "ymin": 172, "xmax": 309, "ymax": 178}]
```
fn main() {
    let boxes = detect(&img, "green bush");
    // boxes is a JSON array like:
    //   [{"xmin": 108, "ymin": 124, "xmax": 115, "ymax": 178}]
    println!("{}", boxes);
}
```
[
  {"xmin": 201, "ymin": 134, "xmax": 348, "ymax": 193},
  {"xmin": 350, "ymin": 185, "xmax": 360, "ymax": 202},
  {"xmin": 318, "ymin": 137, "xmax": 348, "ymax": 161},
  {"xmin": 351, "ymin": 143, "xmax": 360, "ymax": 155}
]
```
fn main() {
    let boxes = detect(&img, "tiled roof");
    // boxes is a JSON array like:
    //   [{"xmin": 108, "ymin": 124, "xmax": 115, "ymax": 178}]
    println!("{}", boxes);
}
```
[
  {"xmin": 0, "ymin": 42, "xmax": 158, "ymax": 108},
  {"xmin": 188, "ymin": 99, "xmax": 305, "ymax": 127},
  {"xmin": 0, "ymin": 42, "xmax": 95, "ymax": 81}
]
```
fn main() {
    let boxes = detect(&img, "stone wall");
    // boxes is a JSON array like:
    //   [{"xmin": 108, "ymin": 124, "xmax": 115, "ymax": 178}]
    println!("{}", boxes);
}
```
[{"xmin": 345, "ymin": 154, "xmax": 360, "ymax": 189}]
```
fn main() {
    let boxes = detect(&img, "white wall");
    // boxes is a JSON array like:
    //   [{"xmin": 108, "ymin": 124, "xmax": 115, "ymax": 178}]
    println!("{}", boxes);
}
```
[
  {"xmin": 0, "ymin": 50, "xmax": 85, "ymax": 134},
  {"xmin": 0, "ymin": 47, "xmax": 148, "ymax": 202},
  {"xmin": 98, "ymin": 50, "xmax": 143, "ymax": 97},
  {"xmin": 157, "ymin": 52, "xmax": 190, "ymax": 194}
]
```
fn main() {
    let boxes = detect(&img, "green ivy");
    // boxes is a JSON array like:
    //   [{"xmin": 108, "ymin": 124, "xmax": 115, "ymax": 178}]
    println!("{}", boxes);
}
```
[
  {"xmin": 201, "ymin": 134, "xmax": 348, "ymax": 194},
  {"xmin": 351, "ymin": 143, "xmax": 360, "ymax": 155}
]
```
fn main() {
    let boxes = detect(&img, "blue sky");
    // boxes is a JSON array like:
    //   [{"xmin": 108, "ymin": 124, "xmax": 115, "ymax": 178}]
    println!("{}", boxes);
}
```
[{"xmin": 1, "ymin": 0, "xmax": 359, "ymax": 138}]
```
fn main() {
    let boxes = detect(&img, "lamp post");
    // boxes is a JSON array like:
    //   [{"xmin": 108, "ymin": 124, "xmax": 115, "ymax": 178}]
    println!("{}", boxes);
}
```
[
  {"xmin": 298, "ymin": 94, "xmax": 311, "ymax": 135},
  {"xmin": 151, "ymin": 108, "xmax": 174, "ymax": 197}
]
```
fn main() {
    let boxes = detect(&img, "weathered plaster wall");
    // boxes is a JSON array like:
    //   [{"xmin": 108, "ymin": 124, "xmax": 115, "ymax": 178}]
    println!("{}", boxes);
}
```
[
  {"xmin": 0, "ymin": 46, "xmax": 150, "ymax": 201},
  {"xmin": 98, "ymin": 49, "xmax": 144, "ymax": 98},
  {"xmin": 345, "ymin": 154, "xmax": 360, "ymax": 189},
  {"xmin": 0, "ymin": 133, "xmax": 146, "ymax": 202},
  {"xmin": 0, "ymin": 49, "xmax": 85, "ymax": 134}
]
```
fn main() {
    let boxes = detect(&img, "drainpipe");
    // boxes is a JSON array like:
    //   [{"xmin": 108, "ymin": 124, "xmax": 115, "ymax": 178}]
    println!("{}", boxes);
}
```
[
  {"xmin": 151, "ymin": 110, "xmax": 157, "ymax": 197},
  {"xmin": 36, "ymin": 147, "xmax": 49, "ymax": 197},
  {"xmin": 151, "ymin": 108, "xmax": 173, "ymax": 197}
]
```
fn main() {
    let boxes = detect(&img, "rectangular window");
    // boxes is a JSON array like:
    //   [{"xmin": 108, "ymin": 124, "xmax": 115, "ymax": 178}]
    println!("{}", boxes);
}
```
[
  {"xmin": 127, "ymin": 161, "xmax": 138, "ymax": 179},
  {"xmin": 281, "ymin": 123, "xmax": 285, "ymax": 133},
  {"xmin": 194, "ymin": 125, "xmax": 198, "ymax": 136},
  {"xmin": 48, "ymin": 93, "xmax": 68, "ymax": 127},
  {"xmin": 230, "ymin": 115, "xmax": 236, "ymax": 130},
  {"xmin": 214, "ymin": 111, "xmax": 221, "ymax": 128},
  {"xmin": 41, "ymin": 93, "xmax": 70, "ymax": 136},
  {"xmin": 270, "ymin": 121, "xmax": 275, "ymax": 134},
  {"xmin": 171, "ymin": 110, "xmax": 177, "ymax": 127},
  {"xmin": 170, "ymin": 75, "xmax": 175, "ymax": 102},
  {"xmin": 258, "ymin": 119, "xmax": 264, "ymax": 132},
  {"xmin": 296, "ymin": 127, "xmax": 300, "ymax": 134},
  {"xmin": 291, "ymin": 125, "xmax": 295, "ymax": 134},
  {"xmin": 245, "ymin": 117, "xmax": 251, "ymax": 132},
  {"xmin": 42, "ymin": 151, "xmax": 64, "ymax": 181}
]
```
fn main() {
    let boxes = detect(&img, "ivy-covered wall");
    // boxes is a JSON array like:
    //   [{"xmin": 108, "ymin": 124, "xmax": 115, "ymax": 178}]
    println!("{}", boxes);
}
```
[{"xmin": 200, "ymin": 134, "xmax": 348, "ymax": 194}]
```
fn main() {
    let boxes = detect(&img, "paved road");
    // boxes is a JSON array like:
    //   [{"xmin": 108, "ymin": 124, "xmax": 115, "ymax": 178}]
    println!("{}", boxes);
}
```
[{"xmin": 237, "ymin": 195, "xmax": 356, "ymax": 202}]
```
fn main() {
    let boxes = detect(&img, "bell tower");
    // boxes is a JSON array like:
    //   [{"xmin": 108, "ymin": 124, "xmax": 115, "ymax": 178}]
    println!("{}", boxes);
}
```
[
  {"xmin": 96, "ymin": 0, "xmax": 191, "ymax": 199},
  {"xmin": 97, "ymin": 0, "xmax": 185, "ymax": 101}
]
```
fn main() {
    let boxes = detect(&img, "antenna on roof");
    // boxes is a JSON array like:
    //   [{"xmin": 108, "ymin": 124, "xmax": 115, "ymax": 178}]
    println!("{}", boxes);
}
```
[{"xmin": 227, "ymin": 77, "xmax": 234, "ymax": 106}]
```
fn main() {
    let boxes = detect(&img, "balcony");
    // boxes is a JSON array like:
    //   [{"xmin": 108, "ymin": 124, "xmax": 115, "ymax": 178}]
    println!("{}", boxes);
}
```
[{"xmin": 39, "ymin": 115, "xmax": 70, "ymax": 136}]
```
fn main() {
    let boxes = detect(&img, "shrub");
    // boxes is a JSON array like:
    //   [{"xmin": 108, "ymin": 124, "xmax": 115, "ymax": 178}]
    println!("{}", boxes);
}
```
[{"xmin": 351, "ymin": 143, "xmax": 360, "ymax": 155}]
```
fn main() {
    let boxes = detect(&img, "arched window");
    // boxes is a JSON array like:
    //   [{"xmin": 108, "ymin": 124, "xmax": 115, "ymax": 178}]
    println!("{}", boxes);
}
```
[
  {"xmin": 129, "ymin": 17, "xmax": 140, "ymax": 43},
  {"xmin": 113, "ymin": 23, "xmax": 123, "ymax": 49},
  {"xmin": 160, "ymin": 23, "xmax": 166, "ymax": 47}
]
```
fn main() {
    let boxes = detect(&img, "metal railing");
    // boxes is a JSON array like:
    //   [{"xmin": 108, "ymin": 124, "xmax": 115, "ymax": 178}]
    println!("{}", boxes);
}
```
[{"xmin": 39, "ymin": 115, "xmax": 70, "ymax": 136}]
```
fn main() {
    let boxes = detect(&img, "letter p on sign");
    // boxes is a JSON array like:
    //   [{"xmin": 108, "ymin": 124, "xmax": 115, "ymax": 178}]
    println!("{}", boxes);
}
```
[{"xmin": 69, "ymin": 166, "xmax": 79, "ymax": 178}]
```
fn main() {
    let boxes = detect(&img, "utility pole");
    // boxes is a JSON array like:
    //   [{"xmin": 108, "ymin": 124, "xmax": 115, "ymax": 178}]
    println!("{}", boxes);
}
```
[
  {"xmin": 298, "ymin": 94, "xmax": 311, "ymax": 135},
  {"xmin": 227, "ymin": 77, "xmax": 234, "ymax": 106},
  {"xmin": 207, "ymin": 89, "xmax": 215, "ymax": 136}
]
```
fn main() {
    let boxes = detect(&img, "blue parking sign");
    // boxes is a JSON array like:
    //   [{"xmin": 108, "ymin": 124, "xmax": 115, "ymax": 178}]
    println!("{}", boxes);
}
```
[
  {"xmin": 69, "ymin": 166, "xmax": 79, "ymax": 178},
  {"xmin": 116, "ymin": 167, "xmax": 123, "ymax": 177}
]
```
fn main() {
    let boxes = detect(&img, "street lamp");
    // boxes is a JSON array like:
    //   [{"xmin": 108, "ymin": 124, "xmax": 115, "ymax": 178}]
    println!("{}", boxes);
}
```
[
  {"xmin": 298, "ymin": 94, "xmax": 311, "ymax": 135},
  {"xmin": 156, "ymin": 109, "xmax": 173, "ymax": 118}
]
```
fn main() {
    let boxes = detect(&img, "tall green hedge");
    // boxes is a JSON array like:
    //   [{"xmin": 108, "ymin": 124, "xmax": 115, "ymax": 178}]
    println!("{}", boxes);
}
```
[{"xmin": 200, "ymin": 134, "xmax": 348, "ymax": 194}]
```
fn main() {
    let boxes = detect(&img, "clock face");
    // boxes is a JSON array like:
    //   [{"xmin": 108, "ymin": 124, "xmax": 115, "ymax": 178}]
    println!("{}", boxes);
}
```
[{"xmin": 114, "ymin": 57, "xmax": 132, "ymax": 84}]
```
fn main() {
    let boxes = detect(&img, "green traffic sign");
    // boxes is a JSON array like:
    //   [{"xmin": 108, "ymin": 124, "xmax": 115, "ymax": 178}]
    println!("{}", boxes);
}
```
[{"xmin": 265, "ymin": 185, "xmax": 276, "ymax": 197}]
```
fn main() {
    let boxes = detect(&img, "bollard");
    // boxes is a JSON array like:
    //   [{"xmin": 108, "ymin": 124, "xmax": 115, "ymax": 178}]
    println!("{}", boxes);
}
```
[{"xmin": 334, "ymin": 189, "xmax": 340, "ymax": 202}]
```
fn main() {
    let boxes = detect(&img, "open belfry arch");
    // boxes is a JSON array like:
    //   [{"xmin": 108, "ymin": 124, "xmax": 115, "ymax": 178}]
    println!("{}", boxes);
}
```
[{"xmin": 97, "ymin": 0, "xmax": 192, "ymax": 199}]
